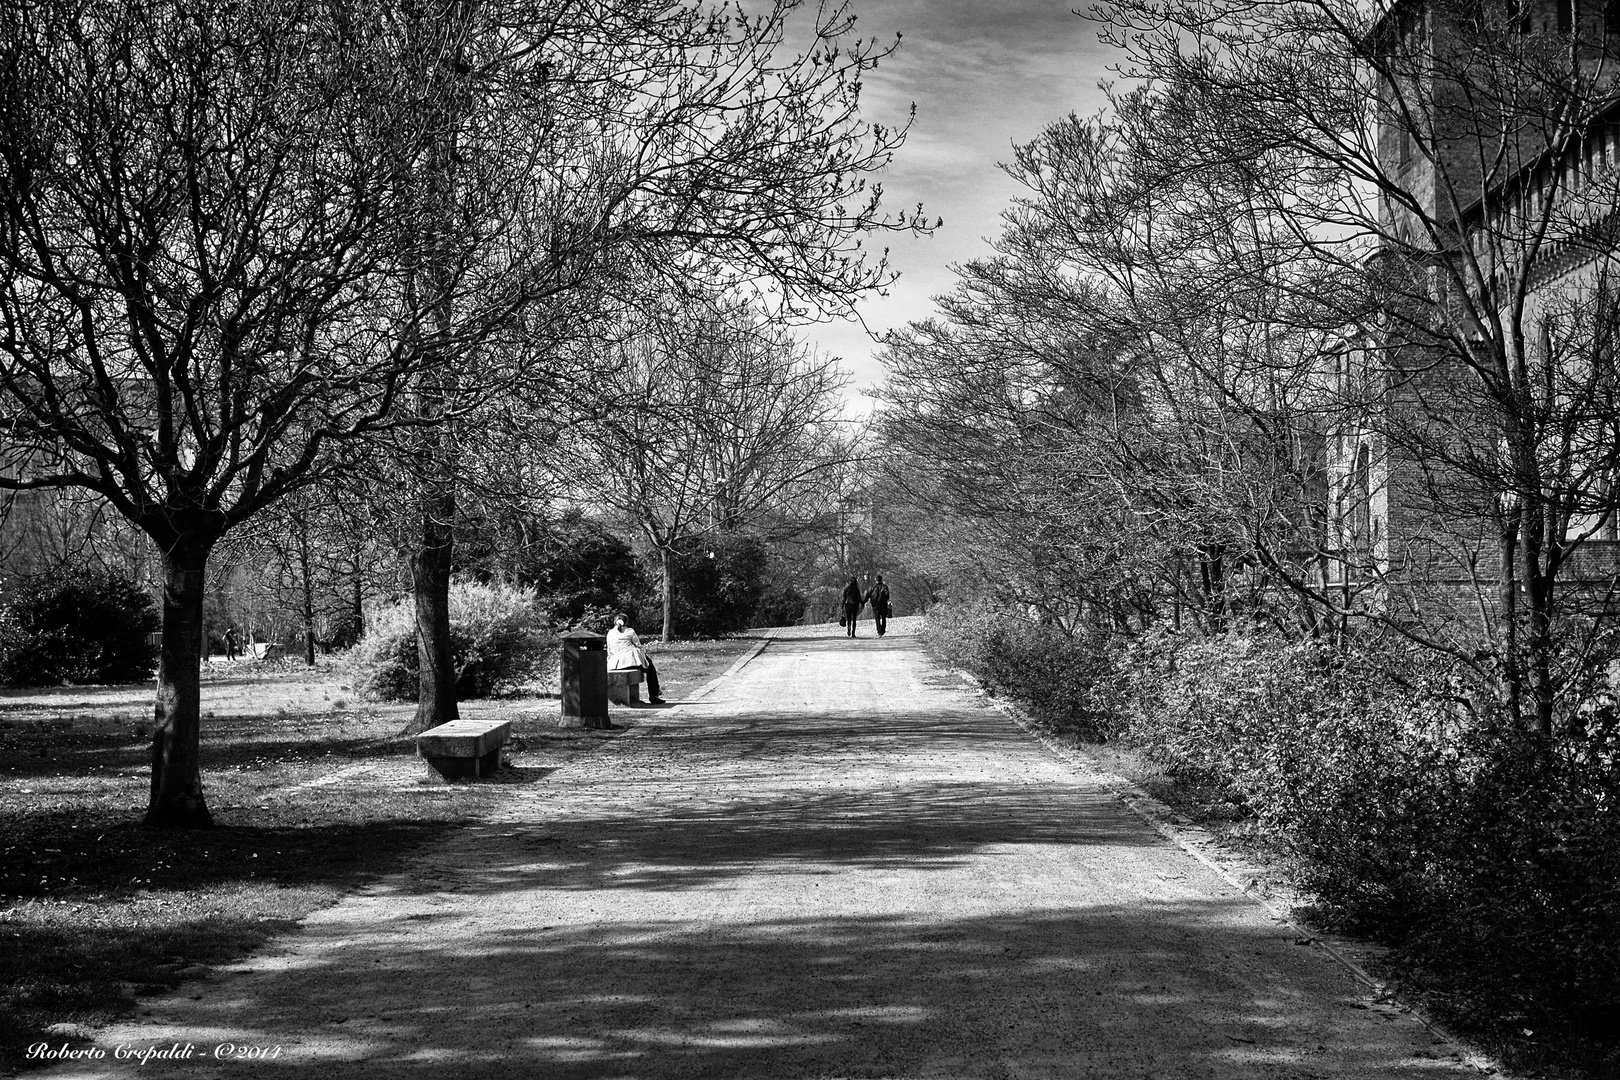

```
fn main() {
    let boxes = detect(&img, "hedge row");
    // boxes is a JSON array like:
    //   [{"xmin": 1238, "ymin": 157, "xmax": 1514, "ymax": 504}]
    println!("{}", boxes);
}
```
[
  {"xmin": 0, "ymin": 569, "xmax": 158, "ymax": 685},
  {"xmin": 924, "ymin": 600, "xmax": 1620, "ymax": 1059}
]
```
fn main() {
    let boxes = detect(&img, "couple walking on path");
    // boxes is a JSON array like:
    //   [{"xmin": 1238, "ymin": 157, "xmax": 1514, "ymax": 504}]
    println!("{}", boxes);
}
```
[{"xmin": 840, "ymin": 574, "xmax": 891, "ymax": 637}]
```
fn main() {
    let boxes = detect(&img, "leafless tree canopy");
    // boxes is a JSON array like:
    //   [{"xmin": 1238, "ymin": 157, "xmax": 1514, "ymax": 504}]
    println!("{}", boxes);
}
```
[
  {"xmin": 0, "ymin": 0, "xmax": 925, "ymax": 823},
  {"xmin": 568, "ymin": 289, "xmax": 853, "ymax": 640},
  {"xmin": 879, "ymin": 0, "xmax": 1620, "ymax": 733}
]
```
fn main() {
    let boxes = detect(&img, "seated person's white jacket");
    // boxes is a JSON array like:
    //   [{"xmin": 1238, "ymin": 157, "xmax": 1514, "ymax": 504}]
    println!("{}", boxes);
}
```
[{"xmin": 605, "ymin": 626, "xmax": 647, "ymax": 670}]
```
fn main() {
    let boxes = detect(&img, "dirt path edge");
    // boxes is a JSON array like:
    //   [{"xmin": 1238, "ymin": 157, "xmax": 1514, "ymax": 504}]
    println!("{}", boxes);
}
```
[{"xmin": 951, "ymin": 667, "xmax": 1515, "ymax": 1080}]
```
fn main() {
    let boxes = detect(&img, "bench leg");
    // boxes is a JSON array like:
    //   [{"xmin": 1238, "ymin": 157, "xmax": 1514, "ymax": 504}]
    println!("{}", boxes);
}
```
[
  {"xmin": 424, "ymin": 755, "xmax": 473, "ymax": 781},
  {"xmin": 422, "ymin": 748, "xmax": 505, "ymax": 781}
]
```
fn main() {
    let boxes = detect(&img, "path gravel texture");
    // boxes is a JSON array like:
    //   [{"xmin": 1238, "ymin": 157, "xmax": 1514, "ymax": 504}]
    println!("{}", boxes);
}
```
[{"xmin": 48, "ymin": 623, "xmax": 1487, "ymax": 1079}]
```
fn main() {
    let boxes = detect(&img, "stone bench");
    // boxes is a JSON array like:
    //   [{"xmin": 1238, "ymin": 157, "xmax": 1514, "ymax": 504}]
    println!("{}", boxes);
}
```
[
  {"xmin": 415, "ymin": 718, "xmax": 511, "ymax": 780},
  {"xmin": 606, "ymin": 667, "xmax": 643, "ymax": 705}
]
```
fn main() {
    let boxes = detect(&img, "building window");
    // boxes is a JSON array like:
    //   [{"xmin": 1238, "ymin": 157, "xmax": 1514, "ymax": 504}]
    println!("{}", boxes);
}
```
[
  {"xmin": 1557, "ymin": 0, "xmax": 1573, "ymax": 32},
  {"xmin": 1608, "ymin": 0, "xmax": 1620, "ymax": 32},
  {"xmin": 1351, "ymin": 445, "xmax": 1373, "ymax": 551}
]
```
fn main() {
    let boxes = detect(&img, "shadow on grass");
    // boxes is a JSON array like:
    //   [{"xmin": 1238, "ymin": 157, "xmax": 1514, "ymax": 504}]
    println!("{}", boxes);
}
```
[
  {"xmin": 0, "ymin": 670, "xmax": 323, "ymax": 707},
  {"xmin": 470, "ymin": 766, "xmax": 556, "ymax": 785},
  {"xmin": 0, "ymin": 818, "xmax": 461, "ymax": 1074},
  {"xmin": 0, "ymin": 732, "xmax": 423, "ymax": 780}
]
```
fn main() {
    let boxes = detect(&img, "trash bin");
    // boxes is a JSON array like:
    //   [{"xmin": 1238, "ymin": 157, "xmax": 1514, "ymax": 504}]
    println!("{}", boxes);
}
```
[{"xmin": 559, "ymin": 630, "xmax": 609, "ymax": 729}]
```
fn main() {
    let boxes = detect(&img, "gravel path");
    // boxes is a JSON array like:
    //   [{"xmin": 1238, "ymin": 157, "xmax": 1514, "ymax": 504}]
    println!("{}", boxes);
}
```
[{"xmin": 50, "ymin": 623, "xmax": 1485, "ymax": 1078}]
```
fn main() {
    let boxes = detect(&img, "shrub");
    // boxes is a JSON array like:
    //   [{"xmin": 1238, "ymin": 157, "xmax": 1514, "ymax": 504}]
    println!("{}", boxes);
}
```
[
  {"xmin": 1135, "ymin": 628, "xmax": 1620, "ymax": 1054},
  {"xmin": 667, "ymin": 534, "xmax": 771, "ymax": 638},
  {"xmin": 0, "ymin": 568, "xmax": 159, "ymax": 685},
  {"xmin": 922, "ymin": 608, "xmax": 1620, "ymax": 1059},
  {"xmin": 350, "ymin": 579, "xmax": 554, "ymax": 701},
  {"xmin": 752, "ymin": 581, "xmax": 808, "ymax": 628},
  {"xmin": 921, "ymin": 598, "xmax": 1124, "ymax": 740},
  {"xmin": 528, "ymin": 517, "xmax": 645, "ymax": 626},
  {"xmin": 1117, "ymin": 631, "xmax": 1462, "ymax": 925},
  {"xmin": 566, "ymin": 603, "xmax": 621, "ymax": 635},
  {"xmin": 459, "ymin": 509, "xmax": 645, "ymax": 627},
  {"xmin": 320, "ymin": 608, "xmax": 363, "ymax": 652}
]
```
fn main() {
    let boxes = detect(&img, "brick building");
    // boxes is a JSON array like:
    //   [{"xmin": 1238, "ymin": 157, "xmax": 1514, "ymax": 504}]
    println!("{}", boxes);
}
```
[{"xmin": 1318, "ymin": 0, "xmax": 1620, "ymax": 628}]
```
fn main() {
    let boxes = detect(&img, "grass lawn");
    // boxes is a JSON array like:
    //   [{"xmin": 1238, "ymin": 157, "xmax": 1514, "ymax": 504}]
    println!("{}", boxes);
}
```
[{"xmin": 0, "ymin": 634, "xmax": 764, "ymax": 1075}]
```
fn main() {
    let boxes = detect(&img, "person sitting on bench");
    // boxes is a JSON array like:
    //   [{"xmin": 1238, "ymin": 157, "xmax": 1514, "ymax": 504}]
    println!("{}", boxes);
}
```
[{"xmin": 606, "ymin": 611, "xmax": 664, "ymax": 704}]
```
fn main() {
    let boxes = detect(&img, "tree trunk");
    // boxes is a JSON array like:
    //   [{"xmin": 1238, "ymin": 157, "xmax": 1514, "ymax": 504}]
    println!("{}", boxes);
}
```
[
  {"xmin": 352, "ymin": 575, "xmax": 364, "ymax": 641},
  {"xmin": 402, "ymin": 3, "xmax": 467, "ymax": 734},
  {"xmin": 408, "ymin": 485, "xmax": 458, "ymax": 733},
  {"xmin": 1201, "ymin": 546, "xmax": 1227, "ymax": 633},
  {"xmin": 660, "ymin": 547, "xmax": 674, "ymax": 643},
  {"xmin": 1523, "ymin": 507, "xmax": 1556, "ymax": 738},
  {"xmin": 146, "ymin": 537, "xmax": 215, "ymax": 829},
  {"xmin": 1498, "ymin": 511, "xmax": 1523, "ymax": 730},
  {"xmin": 297, "ymin": 511, "xmax": 316, "ymax": 665}
]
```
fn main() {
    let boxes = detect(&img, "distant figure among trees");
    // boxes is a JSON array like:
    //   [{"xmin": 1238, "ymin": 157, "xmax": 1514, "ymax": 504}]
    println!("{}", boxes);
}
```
[
  {"xmin": 223, "ymin": 628, "xmax": 239, "ymax": 662},
  {"xmin": 840, "ymin": 577, "xmax": 864, "ymax": 637},
  {"xmin": 606, "ymin": 612, "xmax": 664, "ymax": 704},
  {"xmin": 866, "ymin": 575, "xmax": 891, "ymax": 637}
]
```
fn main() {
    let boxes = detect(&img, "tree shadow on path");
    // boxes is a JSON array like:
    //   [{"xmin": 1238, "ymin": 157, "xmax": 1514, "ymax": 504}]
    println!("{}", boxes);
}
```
[
  {"xmin": 48, "ymin": 630, "xmax": 1476, "ymax": 1080},
  {"xmin": 71, "ymin": 902, "xmax": 1472, "ymax": 1080}
]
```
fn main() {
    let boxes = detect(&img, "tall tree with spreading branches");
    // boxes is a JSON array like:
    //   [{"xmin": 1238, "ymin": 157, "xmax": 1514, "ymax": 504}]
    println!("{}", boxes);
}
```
[
  {"xmin": 385, "ymin": 0, "xmax": 929, "ymax": 729},
  {"xmin": 1086, "ymin": 0, "xmax": 1620, "ymax": 732},
  {"xmin": 572, "ymin": 291, "xmax": 852, "ymax": 640},
  {"xmin": 0, "ymin": 0, "xmax": 475, "ymax": 826}
]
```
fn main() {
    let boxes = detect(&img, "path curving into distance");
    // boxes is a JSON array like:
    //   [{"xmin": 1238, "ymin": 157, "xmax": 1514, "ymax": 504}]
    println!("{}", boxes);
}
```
[{"xmin": 50, "ymin": 622, "xmax": 1488, "ymax": 1079}]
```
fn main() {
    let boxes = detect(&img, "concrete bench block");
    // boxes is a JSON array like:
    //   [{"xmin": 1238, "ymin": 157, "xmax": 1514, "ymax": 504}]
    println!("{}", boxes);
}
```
[
  {"xmin": 416, "ymin": 718, "xmax": 511, "ymax": 780},
  {"xmin": 607, "ymin": 668, "xmax": 643, "ymax": 705}
]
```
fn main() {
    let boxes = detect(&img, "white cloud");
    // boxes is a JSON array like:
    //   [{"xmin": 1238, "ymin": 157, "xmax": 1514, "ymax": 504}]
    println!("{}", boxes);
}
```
[{"xmin": 796, "ymin": 0, "xmax": 1118, "ymax": 402}]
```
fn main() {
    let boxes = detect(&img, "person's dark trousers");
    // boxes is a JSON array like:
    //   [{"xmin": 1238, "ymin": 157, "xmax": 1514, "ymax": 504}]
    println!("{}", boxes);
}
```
[
  {"xmin": 874, "ymin": 610, "xmax": 887, "ymax": 636},
  {"xmin": 642, "ymin": 659, "xmax": 662, "ymax": 700},
  {"xmin": 844, "ymin": 605, "xmax": 859, "ymax": 636}
]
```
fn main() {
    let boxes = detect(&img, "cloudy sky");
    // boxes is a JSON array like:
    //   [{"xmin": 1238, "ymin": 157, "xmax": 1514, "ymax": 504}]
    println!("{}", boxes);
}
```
[{"xmin": 799, "ymin": 0, "xmax": 1121, "ymax": 406}]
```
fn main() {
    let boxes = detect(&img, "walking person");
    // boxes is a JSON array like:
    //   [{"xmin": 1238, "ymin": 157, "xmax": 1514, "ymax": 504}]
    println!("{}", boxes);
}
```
[
  {"xmin": 223, "ymin": 626, "xmax": 239, "ymax": 662},
  {"xmin": 606, "ymin": 612, "xmax": 664, "ymax": 704},
  {"xmin": 840, "ymin": 576, "xmax": 864, "ymax": 637},
  {"xmin": 865, "ymin": 574, "xmax": 891, "ymax": 637}
]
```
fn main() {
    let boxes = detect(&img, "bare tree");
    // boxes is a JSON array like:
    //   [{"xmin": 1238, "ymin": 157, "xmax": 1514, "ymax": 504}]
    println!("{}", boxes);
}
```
[
  {"xmin": 218, "ymin": 476, "xmax": 394, "ymax": 663},
  {"xmin": 572, "ymin": 292, "xmax": 852, "ymax": 640},
  {"xmin": 874, "ymin": 113, "xmax": 1323, "ymax": 640},
  {"xmin": 0, "ymin": 0, "xmax": 459, "ymax": 825},
  {"xmin": 386, "ymin": 0, "xmax": 928, "ymax": 728},
  {"xmin": 1085, "ymin": 0, "xmax": 1620, "ymax": 732}
]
